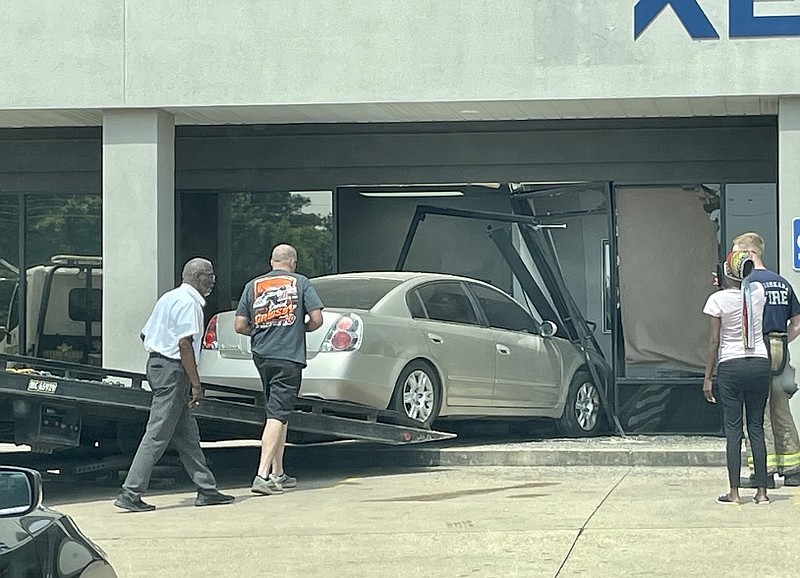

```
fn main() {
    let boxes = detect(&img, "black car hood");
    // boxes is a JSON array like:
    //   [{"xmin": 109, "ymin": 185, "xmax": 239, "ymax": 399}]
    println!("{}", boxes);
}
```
[{"xmin": 1, "ymin": 505, "xmax": 106, "ymax": 560}]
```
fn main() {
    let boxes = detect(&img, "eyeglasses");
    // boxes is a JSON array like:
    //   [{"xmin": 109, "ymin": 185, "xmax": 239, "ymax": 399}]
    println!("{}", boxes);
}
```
[{"xmin": 198, "ymin": 271, "xmax": 216, "ymax": 280}]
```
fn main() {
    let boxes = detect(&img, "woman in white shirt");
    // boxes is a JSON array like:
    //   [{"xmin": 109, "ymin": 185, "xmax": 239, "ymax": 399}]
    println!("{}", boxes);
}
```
[{"xmin": 703, "ymin": 250, "xmax": 771, "ymax": 505}]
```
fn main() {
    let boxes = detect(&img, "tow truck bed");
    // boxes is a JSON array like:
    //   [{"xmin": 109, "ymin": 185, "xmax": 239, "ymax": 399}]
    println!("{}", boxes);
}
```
[{"xmin": 0, "ymin": 354, "xmax": 454, "ymax": 452}]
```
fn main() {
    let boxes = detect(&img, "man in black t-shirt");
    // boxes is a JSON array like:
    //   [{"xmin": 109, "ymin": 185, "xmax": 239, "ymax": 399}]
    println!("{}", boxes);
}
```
[{"xmin": 235, "ymin": 244, "xmax": 323, "ymax": 495}]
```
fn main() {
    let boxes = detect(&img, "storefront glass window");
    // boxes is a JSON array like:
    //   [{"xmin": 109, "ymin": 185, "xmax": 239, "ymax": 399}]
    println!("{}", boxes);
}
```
[
  {"xmin": 0, "ymin": 196, "xmax": 19, "ymax": 341},
  {"xmin": 0, "ymin": 193, "xmax": 101, "ymax": 363},
  {"xmin": 25, "ymin": 195, "xmax": 102, "ymax": 265},
  {"xmin": 179, "ymin": 190, "xmax": 334, "ymax": 317}
]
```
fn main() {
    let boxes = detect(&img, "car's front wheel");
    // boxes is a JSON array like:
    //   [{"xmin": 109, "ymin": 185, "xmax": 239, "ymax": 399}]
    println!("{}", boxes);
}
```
[
  {"xmin": 391, "ymin": 360, "xmax": 441, "ymax": 428},
  {"xmin": 557, "ymin": 370, "xmax": 604, "ymax": 437}
]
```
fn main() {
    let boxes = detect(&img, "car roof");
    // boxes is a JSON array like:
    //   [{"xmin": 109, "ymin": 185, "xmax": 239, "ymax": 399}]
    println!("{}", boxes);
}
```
[
  {"xmin": 311, "ymin": 271, "xmax": 503, "ymax": 316},
  {"xmin": 312, "ymin": 271, "xmax": 481, "ymax": 284}
]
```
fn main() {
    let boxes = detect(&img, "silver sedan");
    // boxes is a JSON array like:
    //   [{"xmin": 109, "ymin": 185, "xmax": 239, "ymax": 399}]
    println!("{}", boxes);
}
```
[{"xmin": 199, "ymin": 272, "xmax": 606, "ymax": 435}]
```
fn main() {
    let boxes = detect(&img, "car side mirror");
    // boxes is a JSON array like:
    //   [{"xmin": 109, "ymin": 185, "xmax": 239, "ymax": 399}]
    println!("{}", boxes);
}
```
[
  {"xmin": 539, "ymin": 320, "xmax": 558, "ymax": 338},
  {"xmin": 0, "ymin": 466, "xmax": 42, "ymax": 517}
]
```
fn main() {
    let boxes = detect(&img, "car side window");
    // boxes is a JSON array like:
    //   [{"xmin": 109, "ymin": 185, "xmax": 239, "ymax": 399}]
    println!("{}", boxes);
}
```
[
  {"xmin": 416, "ymin": 283, "xmax": 480, "ymax": 325},
  {"xmin": 406, "ymin": 290, "xmax": 427, "ymax": 319},
  {"xmin": 467, "ymin": 283, "xmax": 538, "ymax": 333}
]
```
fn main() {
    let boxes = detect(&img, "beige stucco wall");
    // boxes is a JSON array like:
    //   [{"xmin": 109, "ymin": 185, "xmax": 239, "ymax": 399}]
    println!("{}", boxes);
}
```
[
  {"xmin": 778, "ymin": 98, "xmax": 800, "ymax": 432},
  {"xmin": 2, "ymin": 0, "xmax": 799, "ymax": 111}
]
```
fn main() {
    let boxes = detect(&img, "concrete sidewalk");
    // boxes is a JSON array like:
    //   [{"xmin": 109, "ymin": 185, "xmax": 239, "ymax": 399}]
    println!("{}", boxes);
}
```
[
  {"xmin": 49, "ymin": 465, "xmax": 800, "ymax": 578},
  {"xmin": 279, "ymin": 435, "xmax": 737, "ymax": 469},
  {"xmin": 0, "ymin": 434, "xmax": 740, "ymax": 471}
]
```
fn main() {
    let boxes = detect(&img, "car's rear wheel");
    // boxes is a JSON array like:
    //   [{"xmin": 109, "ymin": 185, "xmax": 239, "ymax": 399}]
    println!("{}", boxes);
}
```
[
  {"xmin": 391, "ymin": 360, "xmax": 441, "ymax": 428},
  {"xmin": 557, "ymin": 370, "xmax": 604, "ymax": 437}
]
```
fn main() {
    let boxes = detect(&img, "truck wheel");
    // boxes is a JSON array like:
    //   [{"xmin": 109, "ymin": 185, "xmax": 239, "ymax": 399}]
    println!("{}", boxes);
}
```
[
  {"xmin": 391, "ymin": 361, "xmax": 441, "ymax": 428},
  {"xmin": 557, "ymin": 370, "xmax": 604, "ymax": 437}
]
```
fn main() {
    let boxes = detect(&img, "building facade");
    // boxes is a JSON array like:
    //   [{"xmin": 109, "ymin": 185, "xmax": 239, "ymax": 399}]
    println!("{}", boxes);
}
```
[{"xmin": 2, "ymin": 1, "xmax": 800, "ymax": 433}]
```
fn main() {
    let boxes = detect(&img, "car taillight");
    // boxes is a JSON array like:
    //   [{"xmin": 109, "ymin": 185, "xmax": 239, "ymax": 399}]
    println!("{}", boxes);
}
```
[
  {"xmin": 321, "ymin": 313, "xmax": 363, "ymax": 352},
  {"xmin": 203, "ymin": 314, "xmax": 218, "ymax": 350}
]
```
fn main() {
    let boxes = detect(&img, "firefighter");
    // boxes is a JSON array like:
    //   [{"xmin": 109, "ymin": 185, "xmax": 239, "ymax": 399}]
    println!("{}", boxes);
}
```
[{"xmin": 733, "ymin": 233, "xmax": 800, "ymax": 488}]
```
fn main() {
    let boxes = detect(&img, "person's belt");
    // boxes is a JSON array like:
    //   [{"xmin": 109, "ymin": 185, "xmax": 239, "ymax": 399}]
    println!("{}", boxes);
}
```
[{"xmin": 148, "ymin": 351, "xmax": 180, "ymax": 362}]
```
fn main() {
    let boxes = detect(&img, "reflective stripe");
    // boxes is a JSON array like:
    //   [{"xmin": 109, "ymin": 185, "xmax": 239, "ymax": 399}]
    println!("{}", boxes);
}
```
[
  {"xmin": 748, "ymin": 454, "xmax": 780, "ymax": 468},
  {"xmin": 748, "ymin": 452, "xmax": 800, "ymax": 473},
  {"xmin": 777, "ymin": 453, "xmax": 800, "ymax": 468}
]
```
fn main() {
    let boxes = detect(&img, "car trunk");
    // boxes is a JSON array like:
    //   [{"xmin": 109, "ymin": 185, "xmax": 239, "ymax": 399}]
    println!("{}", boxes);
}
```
[{"xmin": 212, "ymin": 309, "xmax": 355, "ymax": 358}]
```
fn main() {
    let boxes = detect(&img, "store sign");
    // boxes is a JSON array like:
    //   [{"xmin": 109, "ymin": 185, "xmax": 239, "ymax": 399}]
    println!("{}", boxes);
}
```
[
  {"xmin": 634, "ymin": 0, "xmax": 800, "ymax": 40},
  {"xmin": 794, "ymin": 218, "xmax": 800, "ymax": 271}
]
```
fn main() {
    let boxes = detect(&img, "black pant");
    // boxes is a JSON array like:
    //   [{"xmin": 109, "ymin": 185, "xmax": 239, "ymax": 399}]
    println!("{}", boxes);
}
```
[
  {"xmin": 718, "ymin": 357, "xmax": 771, "ymax": 488},
  {"xmin": 252, "ymin": 355, "xmax": 303, "ymax": 424}
]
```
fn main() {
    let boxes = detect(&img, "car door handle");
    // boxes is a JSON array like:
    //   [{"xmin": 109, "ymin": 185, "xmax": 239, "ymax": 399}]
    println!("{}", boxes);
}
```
[
  {"xmin": 427, "ymin": 333, "xmax": 444, "ymax": 344},
  {"xmin": 496, "ymin": 344, "xmax": 511, "ymax": 355}
]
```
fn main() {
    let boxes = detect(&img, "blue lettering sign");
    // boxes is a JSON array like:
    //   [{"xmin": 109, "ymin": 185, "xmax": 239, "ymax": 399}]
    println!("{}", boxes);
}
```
[
  {"xmin": 729, "ymin": 0, "xmax": 800, "ymax": 38},
  {"xmin": 634, "ymin": 0, "xmax": 719, "ymax": 40},
  {"xmin": 634, "ymin": 0, "xmax": 800, "ymax": 39},
  {"xmin": 794, "ymin": 217, "xmax": 800, "ymax": 271}
]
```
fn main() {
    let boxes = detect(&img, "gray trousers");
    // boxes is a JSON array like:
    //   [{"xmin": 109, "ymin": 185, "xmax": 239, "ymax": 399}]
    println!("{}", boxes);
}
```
[{"xmin": 121, "ymin": 357, "xmax": 217, "ymax": 497}]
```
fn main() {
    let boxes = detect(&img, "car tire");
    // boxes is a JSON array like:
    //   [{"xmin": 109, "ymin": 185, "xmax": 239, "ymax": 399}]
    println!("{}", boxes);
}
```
[
  {"xmin": 557, "ymin": 370, "xmax": 604, "ymax": 437},
  {"xmin": 391, "ymin": 360, "xmax": 442, "ymax": 429}
]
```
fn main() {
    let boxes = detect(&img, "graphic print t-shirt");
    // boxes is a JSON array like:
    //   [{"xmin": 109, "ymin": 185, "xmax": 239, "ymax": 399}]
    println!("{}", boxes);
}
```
[
  {"xmin": 236, "ymin": 270, "xmax": 323, "ymax": 365},
  {"xmin": 703, "ymin": 283, "xmax": 768, "ymax": 363}
]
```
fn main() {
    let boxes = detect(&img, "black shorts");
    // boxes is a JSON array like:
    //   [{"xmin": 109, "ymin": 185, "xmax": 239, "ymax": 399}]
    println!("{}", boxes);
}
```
[{"xmin": 252, "ymin": 355, "xmax": 303, "ymax": 424}]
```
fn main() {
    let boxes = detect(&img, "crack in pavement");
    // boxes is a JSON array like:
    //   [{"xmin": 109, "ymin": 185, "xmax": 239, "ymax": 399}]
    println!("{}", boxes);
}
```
[{"xmin": 553, "ymin": 466, "xmax": 632, "ymax": 578}]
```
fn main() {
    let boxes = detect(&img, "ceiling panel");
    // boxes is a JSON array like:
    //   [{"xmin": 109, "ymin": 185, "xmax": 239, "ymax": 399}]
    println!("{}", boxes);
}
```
[{"xmin": 0, "ymin": 97, "xmax": 781, "ymax": 128}]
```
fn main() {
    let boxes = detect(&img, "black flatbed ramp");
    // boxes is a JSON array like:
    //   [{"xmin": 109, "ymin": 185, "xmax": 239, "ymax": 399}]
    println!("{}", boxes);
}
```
[{"xmin": 0, "ymin": 354, "xmax": 455, "ymax": 449}]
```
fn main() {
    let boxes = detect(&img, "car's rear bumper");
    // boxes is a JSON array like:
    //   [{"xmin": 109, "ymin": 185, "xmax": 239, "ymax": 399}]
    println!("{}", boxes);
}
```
[{"xmin": 199, "ymin": 350, "xmax": 397, "ymax": 409}]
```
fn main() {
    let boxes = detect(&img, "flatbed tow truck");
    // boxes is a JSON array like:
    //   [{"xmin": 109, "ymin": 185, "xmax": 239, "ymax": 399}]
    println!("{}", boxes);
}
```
[
  {"xmin": 0, "ymin": 187, "xmax": 624, "ymax": 479},
  {"xmin": 0, "ymin": 352, "xmax": 454, "ymax": 476}
]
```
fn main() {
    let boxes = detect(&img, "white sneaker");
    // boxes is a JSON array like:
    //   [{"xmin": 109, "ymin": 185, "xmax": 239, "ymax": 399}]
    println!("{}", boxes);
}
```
[
  {"xmin": 271, "ymin": 473, "xmax": 297, "ymax": 489},
  {"xmin": 265, "ymin": 474, "xmax": 285, "ymax": 493},
  {"xmin": 251, "ymin": 475, "xmax": 278, "ymax": 495}
]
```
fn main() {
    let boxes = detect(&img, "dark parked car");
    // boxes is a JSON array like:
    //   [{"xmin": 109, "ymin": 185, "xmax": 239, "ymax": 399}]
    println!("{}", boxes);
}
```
[{"xmin": 0, "ymin": 465, "xmax": 117, "ymax": 577}]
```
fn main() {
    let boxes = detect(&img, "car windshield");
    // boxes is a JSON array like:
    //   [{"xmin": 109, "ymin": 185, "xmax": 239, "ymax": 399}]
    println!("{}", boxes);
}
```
[{"xmin": 311, "ymin": 277, "xmax": 404, "ymax": 310}]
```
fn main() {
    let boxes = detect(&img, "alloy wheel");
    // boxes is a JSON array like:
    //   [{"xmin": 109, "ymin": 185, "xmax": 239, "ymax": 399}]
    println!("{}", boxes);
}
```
[
  {"xmin": 402, "ymin": 369, "xmax": 435, "ymax": 422},
  {"xmin": 574, "ymin": 381, "xmax": 600, "ymax": 431}
]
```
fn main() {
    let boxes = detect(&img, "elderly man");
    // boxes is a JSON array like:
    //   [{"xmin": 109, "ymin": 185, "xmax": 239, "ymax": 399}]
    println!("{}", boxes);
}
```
[
  {"xmin": 235, "ymin": 244, "xmax": 323, "ymax": 495},
  {"xmin": 114, "ymin": 258, "xmax": 235, "ymax": 512}
]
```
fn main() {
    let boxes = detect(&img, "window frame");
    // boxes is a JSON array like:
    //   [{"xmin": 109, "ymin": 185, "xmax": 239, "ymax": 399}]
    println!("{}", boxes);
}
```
[
  {"xmin": 464, "ymin": 281, "xmax": 540, "ymax": 334},
  {"xmin": 410, "ymin": 281, "xmax": 482, "ymax": 327}
]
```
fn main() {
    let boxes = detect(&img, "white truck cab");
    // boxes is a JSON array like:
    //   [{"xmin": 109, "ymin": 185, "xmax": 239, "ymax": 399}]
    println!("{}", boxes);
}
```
[{"xmin": 1, "ymin": 255, "xmax": 102, "ymax": 366}]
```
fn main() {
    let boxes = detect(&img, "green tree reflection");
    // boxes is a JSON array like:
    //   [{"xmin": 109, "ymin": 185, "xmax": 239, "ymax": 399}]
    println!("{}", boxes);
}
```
[{"xmin": 229, "ymin": 191, "xmax": 333, "ymax": 292}]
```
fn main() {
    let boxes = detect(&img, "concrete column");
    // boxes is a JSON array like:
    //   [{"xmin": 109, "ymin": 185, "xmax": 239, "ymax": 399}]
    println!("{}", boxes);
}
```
[
  {"xmin": 778, "ymin": 98, "xmax": 800, "ymax": 433},
  {"xmin": 102, "ymin": 110, "xmax": 175, "ymax": 372}
]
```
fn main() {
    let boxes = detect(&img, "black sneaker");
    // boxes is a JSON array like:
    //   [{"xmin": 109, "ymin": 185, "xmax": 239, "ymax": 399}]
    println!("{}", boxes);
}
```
[
  {"xmin": 783, "ymin": 473, "xmax": 800, "ymax": 486},
  {"xmin": 114, "ymin": 492, "xmax": 156, "ymax": 512},
  {"xmin": 739, "ymin": 474, "xmax": 776, "ymax": 489},
  {"xmin": 195, "ymin": 491, "xmax": 235, "ymax": 507}
]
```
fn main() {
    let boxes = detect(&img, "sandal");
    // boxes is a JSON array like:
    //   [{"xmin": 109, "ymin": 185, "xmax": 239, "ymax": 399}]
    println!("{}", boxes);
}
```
[
  {"xmin": 716, "ymin": 493, "xmax": 740, "ymax": 505},
  {"xmin": 753, "ymin": 496, "xmax": 771, "ymax": 505}
]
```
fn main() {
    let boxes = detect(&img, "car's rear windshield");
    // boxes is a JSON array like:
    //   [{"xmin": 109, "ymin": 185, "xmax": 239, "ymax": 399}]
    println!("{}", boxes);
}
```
[{"xmin": 311, "ymin": 277, "xmax": 404, "ymax": 310}]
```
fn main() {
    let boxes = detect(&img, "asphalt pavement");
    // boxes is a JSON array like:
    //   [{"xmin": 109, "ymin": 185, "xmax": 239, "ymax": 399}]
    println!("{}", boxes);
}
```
[{"xmin": 3, "ymin": 437, "xmax": 799, "ymax": 577}]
